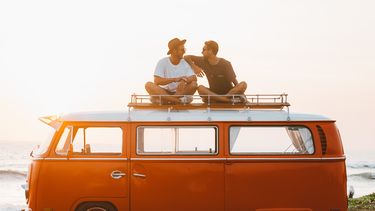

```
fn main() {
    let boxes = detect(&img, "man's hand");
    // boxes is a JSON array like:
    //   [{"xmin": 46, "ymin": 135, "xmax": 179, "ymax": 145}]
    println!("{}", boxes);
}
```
[
  {"xmin": 155, "ymin": 76, "xmax": 183, "ymax": 85},
  {"xmin": 174, "ymin": 77, "xmax": 186, "ymax": 83},
  {"xmin": 176, "ymin": 80, "xmax": 187, "ymax": 90},
  {"xmin": 180, "ymin": 77, "xmax": 188, "ymax": 82},
  {"xmin": 192, "ymin": 65, "xmax": 205, "ymax": 77}
]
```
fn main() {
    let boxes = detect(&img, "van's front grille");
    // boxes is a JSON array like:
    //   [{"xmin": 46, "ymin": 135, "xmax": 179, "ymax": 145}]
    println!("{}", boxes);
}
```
[{"xmin": 317, "ymin": 125, "xmax": 327, "ymax": 155}]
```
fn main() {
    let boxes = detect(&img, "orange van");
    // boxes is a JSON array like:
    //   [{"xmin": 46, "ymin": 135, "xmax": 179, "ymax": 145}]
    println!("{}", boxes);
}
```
[{"xmin": 23, "ymin": 94, "xmax": 347, "ymax": 211}]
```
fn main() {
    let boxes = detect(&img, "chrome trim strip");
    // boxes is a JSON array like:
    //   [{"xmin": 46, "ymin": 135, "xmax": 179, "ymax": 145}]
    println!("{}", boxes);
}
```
[
  {"xmin": 322, "ymin": 156, "xmax": 346, "ymax": 160},
  {"xmin": 44, "ymin": 158, "xmax": 67, "ymax": 160},
  {"xmin": 227, "ymin": 157, "xmax": 346, "ymax": 161},
  {"xmin": 131, "ymin": 157, "xmax": 345, "ymax": 161},
  {"xmin": 35, "ymin": 157, "xmax": 345, "ymax": 161},
  {"xmin": 31, "ymin": 157, "xmax": 45, "ymax": 161},
  {"xmin": 131, "ymin": 158, "xmax": 226, "ymax": 161},
  {"xmin": 34, "ymin": 157, "xmax": 129, "ymax": 161},
  {"xmin": 69, "ymin": 158, "xmax": 128, "ymax": 161}
]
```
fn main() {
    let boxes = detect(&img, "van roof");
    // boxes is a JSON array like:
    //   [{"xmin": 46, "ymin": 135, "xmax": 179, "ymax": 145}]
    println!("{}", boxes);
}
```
[
  {"xmin": 60, "ymin": 109, "xmax": 332, "ymax": 122},
  {"xmin": 58, "ymin": 94, "xmax": 332, "ymax": 122}
]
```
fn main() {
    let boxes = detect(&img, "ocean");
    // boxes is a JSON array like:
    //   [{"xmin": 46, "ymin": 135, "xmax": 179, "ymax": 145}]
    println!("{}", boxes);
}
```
[
  {"xmin": 0, "ymin": 141, "xmax": 374, "ymax": 211},
  {"xmin": 0, "ymin": 141, "xmax": 31, "ymax": 211}
]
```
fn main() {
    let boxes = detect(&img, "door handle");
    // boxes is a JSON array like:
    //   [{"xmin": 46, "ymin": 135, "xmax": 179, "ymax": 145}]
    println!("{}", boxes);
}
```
[
  {"xmin": 111, "ymin": 170, "xmax": 126, "ymax": 179},
  {"xmin": 132, "ymin": 173, "xmax": 146, "ymax": 178}
]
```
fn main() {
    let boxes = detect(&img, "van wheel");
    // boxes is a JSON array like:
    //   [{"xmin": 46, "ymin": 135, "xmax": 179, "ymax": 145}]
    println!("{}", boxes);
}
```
[{"xmin": 75, "ymin": 202, "xmax": 117, "ymax": 211}]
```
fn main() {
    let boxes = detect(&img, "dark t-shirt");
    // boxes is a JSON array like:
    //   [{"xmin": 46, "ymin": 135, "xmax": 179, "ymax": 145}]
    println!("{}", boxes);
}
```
[{"xmin": 191, "ymin": 56, "xmax": 236, "ymax": 94}]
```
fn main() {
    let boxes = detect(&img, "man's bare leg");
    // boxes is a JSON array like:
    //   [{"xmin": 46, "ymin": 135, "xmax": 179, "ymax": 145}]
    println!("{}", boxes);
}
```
[
  {"xmin": 197, "ymin": 85, "xmax": 232, "ymax": 103},
  {"xmin": 227, "ymin": 81, "xmax": 247, "ymax": 95},
  {"xmin": 174, "ymin": 81, "xmax": 198, "ymax": 103},
  {"xmin": 144, "ymin": 82, "xmax": 180, "ymax": 103},
  {"xmin": 227, "ymin": 81, "xmax": 248, "ymax": 102},
  {"xmin": 175, "ymin": 81, "xmax": 198, "ymax": 95},
  {"xmin": 198, "ymin": 82, "xmax": 247, "ymax": 103}
]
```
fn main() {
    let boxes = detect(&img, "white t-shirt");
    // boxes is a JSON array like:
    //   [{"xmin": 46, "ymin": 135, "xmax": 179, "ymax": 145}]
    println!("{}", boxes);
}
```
[{"xmin": 154, "ymin": 57, "xmax": 195, "ymax": 92}]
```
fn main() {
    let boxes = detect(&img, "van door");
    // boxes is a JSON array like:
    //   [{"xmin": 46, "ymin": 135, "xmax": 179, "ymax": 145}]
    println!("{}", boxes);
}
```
[
  {"xmin": 130, "ymin": 124, "xmax": 225, "ymax": 211},
  {"xmin": 225, "ymin": 124, "xmax": 323, "ymax": 211},
  {"xmin": 36, "ymin": 123, "xmax": 129, "ymax": 211}
]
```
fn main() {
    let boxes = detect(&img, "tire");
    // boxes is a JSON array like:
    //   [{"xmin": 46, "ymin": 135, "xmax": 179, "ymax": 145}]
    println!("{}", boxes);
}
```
[{"xmin": 75, "ymin": 201, "xmax": 117, "ymax": 211}]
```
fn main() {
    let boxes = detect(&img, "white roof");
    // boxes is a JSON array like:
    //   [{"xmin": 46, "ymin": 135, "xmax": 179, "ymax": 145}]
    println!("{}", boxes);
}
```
[{"xmin": 60, "ymin": 109, "xmax": 332, "ymax": 122}]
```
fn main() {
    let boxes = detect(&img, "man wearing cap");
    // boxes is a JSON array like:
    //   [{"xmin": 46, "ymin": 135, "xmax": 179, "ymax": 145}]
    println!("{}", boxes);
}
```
[
  {"xmin": 145, "ymin": 38, "xmax": 197, "ymax": 104},
  {"xmin": 184, "ymin": 40, "xmax": 247, "ymax": 103}
]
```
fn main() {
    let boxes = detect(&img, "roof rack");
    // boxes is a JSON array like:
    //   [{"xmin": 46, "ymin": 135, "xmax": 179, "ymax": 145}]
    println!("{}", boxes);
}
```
[{"xmin": 127, "ymin": 93, "xmax": 290, "ymax": 111}]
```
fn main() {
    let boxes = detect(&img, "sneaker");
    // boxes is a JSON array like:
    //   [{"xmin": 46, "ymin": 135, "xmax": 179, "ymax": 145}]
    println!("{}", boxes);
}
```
[
  {"xmin": 231, "ymin": 95, "xmax": 247, "ymax": 104},
  {"xmin": 239, "ymin": 95, "xmax": 249, "ymax": 104},
  {"xmin": 231, "ymin": 97, "xmax": 242, "ymax": 104},
  {"xmin": 179, "ymin": 96, "xmax": 193, "ymax": 104}
]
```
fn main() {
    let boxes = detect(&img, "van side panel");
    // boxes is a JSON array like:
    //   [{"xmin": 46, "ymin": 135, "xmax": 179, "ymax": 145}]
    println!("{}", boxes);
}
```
[
  {"xmin": 36, "ymin": 159, "xmax": 128, "ymax": 211},
  {"xmin": 224, "ymin": 122, "xmax": 347, "ymax": 211},
  {"xmin": 34, "ymin": 122, "xmax": 129, "ymax": 211},
  {"xmin": 225, "ymin": 159, "xmax": 347, "ymax": 211},
  {"xmin": 130, "ymin": 160, "xmax": 225, "ymax": 211},
  {"xmin": 319, "ymin": 123, "xmax": 345, "ymax": 156},
  {"xmin": 130, "ymin": 122, "xmax": 225, "ymax": 211},
  {"xmin": 26, "ymin": 160, "xmax": 41, "ymax": 210},
  {"xmin": 319, "ymin": 122, "xmax": 348, "ymax": 209}
]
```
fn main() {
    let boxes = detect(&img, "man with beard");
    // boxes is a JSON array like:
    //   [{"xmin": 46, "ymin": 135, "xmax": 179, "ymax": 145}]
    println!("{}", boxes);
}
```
[{"xmin": 184, "ymin": 40, "xmax": 247, "ymax": 103}]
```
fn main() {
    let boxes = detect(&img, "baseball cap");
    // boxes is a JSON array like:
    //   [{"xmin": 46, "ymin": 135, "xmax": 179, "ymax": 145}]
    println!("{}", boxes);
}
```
[{"xmin": 167, "ymin": 38, "xmax": 186, "ymax": 55}]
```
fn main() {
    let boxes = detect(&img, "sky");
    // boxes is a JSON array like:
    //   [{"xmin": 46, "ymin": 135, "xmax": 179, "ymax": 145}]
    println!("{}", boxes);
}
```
[{"xmin": 0, "ymin": 0, "xmax": 374, "ymax": 155}]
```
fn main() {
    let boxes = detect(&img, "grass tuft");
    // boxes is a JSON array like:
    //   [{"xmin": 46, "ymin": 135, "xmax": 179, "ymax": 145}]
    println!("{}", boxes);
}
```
[{"xmin": 349, "ymin": 193, "xmax": 375, "ymax": 210}]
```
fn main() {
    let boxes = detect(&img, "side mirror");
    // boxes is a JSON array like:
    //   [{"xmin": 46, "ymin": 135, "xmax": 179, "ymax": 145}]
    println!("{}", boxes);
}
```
[{"xmin": 30, "ymin": 145, "xmax": 40, "ymax": 157}]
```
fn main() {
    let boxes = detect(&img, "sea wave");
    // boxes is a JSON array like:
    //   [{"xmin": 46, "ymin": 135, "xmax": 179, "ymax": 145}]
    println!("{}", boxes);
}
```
[
  {"xmin": 0, "ymin": 169, "xmax": 27, "ymax": 179},
  {"xmin": 0, "ymin": 203, "xmax": 25, "ymax": 211},
  {"xmin": 349, "ymin": 172, "xmax": 375, "ymax": 180},
  {"xmin": 347, "ymin": 162, "xmax": 375, "ymax": 169}
]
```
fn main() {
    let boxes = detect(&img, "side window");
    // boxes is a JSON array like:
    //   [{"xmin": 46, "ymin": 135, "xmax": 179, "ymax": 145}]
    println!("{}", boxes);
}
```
[
  {"xmin": 137, "ymin": 126, "xmax": 217, "ymax": 155},
  {"xmin": 55, "ymin": 126, "xmax": 123, "ymax": 155},
  {"xmin": 55, "ymin": 126, "xmax": 73, "ymax": 155},
  {"xmin": 230, "ymin": 126, "xmax": 314, "ymax": 155},
  {"xmin": 73, "ymin": 127, "xmax": 122, "ymax": 154}
]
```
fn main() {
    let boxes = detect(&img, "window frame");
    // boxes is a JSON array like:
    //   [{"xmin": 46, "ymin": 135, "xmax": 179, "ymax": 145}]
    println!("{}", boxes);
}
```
[
  {"xmin": 136, "ymin": 125, "xmax": 219, "ymax": 156},
  {"xmin": 53, "ymin": 123, "xmax": 125, "ymax": 157},
  {"xmin": 228, "ymin": 125, "xmax": 315, "ymax": 156},
  {"xmin": 54, "ymin": 125, "xmax": 73, "ymax": 156}
]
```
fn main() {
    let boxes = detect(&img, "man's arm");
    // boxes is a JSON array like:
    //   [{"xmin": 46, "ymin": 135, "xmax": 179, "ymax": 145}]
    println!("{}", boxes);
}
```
[
  {"xmin": 184, "ymin": 55, "xmax": 205, "ymax": 77},
  {"xmin": 184, "ymin": 55, "xmax": 195, "ymax": 66},
  {"xmin": 154, "ymin": 76, "xmax": 181, "ymax": 85}
]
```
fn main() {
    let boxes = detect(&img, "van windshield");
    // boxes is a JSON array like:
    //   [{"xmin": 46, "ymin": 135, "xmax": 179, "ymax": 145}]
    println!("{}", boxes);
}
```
[
  {"xmin": 33, "ymin": 115, "xmax": 62, "ymax": 156},
  {"xmin": 32, "ymin": 129, "xmax": 55, "ymax": 156}
]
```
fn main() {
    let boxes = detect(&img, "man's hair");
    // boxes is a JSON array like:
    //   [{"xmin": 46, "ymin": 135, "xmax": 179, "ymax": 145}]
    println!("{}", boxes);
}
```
[{"xmin": 205, "ymin": 40, "xmax": 219, "ymax": 55}]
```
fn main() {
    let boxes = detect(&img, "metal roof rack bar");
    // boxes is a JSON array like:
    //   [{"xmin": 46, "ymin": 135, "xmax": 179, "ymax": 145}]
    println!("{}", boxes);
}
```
[{"xmin": 127, "ymin": 93, "xmax": 290, "ymax": 111}]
